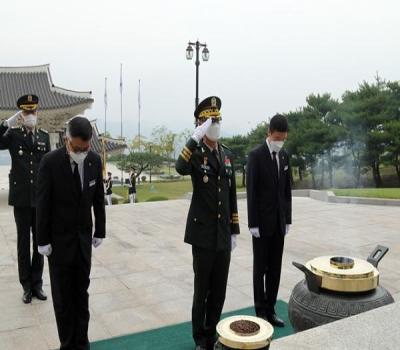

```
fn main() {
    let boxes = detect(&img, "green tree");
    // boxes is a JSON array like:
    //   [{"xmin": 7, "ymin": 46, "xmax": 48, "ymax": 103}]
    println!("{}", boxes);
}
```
[
  {"xmin": 116, "ymin": 151, "xmax": 163, "ymax": 179},
  {"xmin": 341, "ymin": 76, "xmax": 394, "ymax": 187}
]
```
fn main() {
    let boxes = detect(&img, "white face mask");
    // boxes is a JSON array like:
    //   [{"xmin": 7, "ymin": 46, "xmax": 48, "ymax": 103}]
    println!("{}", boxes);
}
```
[
  {"xmin": 23, "ymin": 114, "xmax": 37, "ymax": 129},
  {"xmin": 269, "ymin": 140, "xmax": 285, "ymax": 153},
  {"xmin": 70, "ymin": 151, "xmax": 88, "ymax": 165},
  {"xmin": 206, "ymin": 122, "xmax": 221, "ymax": 142}
]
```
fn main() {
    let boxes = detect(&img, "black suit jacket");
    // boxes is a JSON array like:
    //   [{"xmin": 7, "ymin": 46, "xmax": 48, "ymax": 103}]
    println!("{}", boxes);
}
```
[
  {"xmin": 36, "ymin": 146, "xmax": 106, "ymax": 265},
  {"xmin": 246, "ymin": 143, "xmax": 292, "ymax": 237},
  {"xmin": 0, "ymin": 123, "xmax": 50, "ymax": 207}
]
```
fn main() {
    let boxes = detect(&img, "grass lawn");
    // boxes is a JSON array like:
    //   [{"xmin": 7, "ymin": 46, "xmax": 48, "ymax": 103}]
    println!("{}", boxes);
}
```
[
  {"xmin": 333, "ymin": 188, "xmax": 400, "ymax": 199},
  {"xmin": 113, "ymin": 180, "xmax": 193, "ymax": 203},
  {"xmin": 113, "ymin": 175, "xmax": 245, "ymax": 203}
]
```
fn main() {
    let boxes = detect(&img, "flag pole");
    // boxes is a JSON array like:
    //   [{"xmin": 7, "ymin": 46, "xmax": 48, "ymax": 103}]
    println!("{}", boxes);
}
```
[
  {"xmin": 103, "ymin": 77, "xmax": 108, "ymax": 176},
  {"xmin": 138, "ymin": 79, "xmax": 141, "ymax": 151},
  {"xmin": 104, "ymin": 77, "xmax": 107, "ymax": 135},
  {"xmin": 120, "ymin": 63, "xmax": 124, "ymax": 186}
]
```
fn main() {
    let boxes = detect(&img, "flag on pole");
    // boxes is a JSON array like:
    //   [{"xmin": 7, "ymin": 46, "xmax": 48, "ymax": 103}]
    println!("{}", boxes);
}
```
[
  {"xmin": 138, "ymin": 79, "xmax": 141, "ymax": 109},
  {"xmin": 104, "ymin": 77, "xmax": 108, "ymax": 108},
  {"xmin": 120, "ymin": 64, "xmax": 123, "ymax": 94}
]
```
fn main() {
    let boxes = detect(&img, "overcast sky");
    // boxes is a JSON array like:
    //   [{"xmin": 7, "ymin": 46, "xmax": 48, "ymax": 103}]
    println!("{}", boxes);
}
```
[{"xmin": 2, "ymin": 0, "xmax": 399, "ymax": 139}]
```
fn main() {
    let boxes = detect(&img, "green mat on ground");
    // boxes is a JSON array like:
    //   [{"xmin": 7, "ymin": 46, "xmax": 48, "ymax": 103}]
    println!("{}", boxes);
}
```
[{"xmin": 91, "ymin": 300, "xmax": 293, "ymax": 350}]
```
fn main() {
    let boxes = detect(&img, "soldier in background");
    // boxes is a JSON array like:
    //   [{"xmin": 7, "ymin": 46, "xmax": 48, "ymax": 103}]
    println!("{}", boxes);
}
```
[
  {"xmin": 176, "ymin": 96, "xmax": 240, "ymax": 350},
  {"xmin": 0, "ymin": 94, "xmax": 50, "ymax": 303},
  {"xmin": 105, "ymin": 172, "xmax": 113, "ymax": 205},
  {"xmin": 128, "ymin": 168, "xmax": 137, "ymax": 204}
]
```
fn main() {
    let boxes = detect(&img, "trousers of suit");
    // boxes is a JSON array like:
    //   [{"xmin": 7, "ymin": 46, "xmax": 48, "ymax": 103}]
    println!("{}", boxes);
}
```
[
  {"xmin": 192, "ymin": 246, "xmax": 231, "ymax": 347},
  {"xmin": 49, "ymin": 249, "xmax": 91, "ymax": 350},
  {"xmin": 252, "ymin": 212, "xmax": 285, "ymax": 317},
  {"xmin": 13, "ymin": 206, "xmax": 43, "ymax": 291}
]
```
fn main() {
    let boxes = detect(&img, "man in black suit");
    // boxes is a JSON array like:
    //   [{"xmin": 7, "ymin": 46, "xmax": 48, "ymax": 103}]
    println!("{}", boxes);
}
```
[
  {"xmin": 36, "ymin": 116, "xmax": 106, "ymax": 350},
  {"xmin": 246, "ymin": 114, "xmax": 292, "ymax": 327},
  {"xmin": 0, "ymin": 94, "xmax": 50, "ymax": 303}
]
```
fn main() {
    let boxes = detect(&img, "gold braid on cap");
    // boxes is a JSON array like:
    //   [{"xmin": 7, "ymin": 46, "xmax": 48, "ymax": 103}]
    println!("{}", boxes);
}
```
[
  {"xmin": 19, "ymin": 104, "xmax": 38, "ymax": 111},
  {"xmin": 199, "ymin": 108, "xmax": 221, "ymax": 119}
]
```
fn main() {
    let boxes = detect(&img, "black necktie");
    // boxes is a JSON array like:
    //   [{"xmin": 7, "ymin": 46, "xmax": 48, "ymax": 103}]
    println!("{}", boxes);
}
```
[
  {"xmin": 73, "ymin": 161, "xmax": 82, "ymax": 196},
  {"xmin": 272, "ymin": 151, "xmax": 279, "ymax": 183}
]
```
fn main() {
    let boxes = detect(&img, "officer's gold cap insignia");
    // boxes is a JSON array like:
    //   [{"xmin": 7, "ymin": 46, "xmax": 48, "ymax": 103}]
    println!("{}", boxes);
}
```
[{"xmin": 211, "ymin": 97, "xmax": 217, "ymax": 107}]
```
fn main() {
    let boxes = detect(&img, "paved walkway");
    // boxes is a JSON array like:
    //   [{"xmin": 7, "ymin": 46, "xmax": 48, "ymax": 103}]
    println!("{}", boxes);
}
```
[{"xmin": 0, "ymin": 197, "xmax": 399, "ymax": 349}]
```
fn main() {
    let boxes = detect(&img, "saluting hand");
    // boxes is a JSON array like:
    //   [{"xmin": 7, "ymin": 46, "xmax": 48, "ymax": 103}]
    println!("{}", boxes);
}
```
[
  {"xmin": 192, "ymin": 118, "xmax": 212, "ymax": 143},
  {"xmin": 5, "ymin": 111, "xmax": 22, "ymax": 128}
]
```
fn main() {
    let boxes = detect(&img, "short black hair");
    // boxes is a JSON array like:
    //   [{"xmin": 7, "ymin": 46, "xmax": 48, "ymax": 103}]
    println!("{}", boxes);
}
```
[
  {"xmin": 67, "ymin": 116, "xmax": 93, "ymax": 141},
  {"xmin": 269, "ymin": 114, "xmax": 289, "ymax": 133}
]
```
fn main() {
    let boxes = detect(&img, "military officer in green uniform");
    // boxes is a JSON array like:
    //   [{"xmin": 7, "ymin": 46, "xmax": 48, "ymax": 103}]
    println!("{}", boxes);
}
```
[
  {"xmin": 176, "ymin": 96, "xmax": 240, "ymax": 350},
  {"xmin": 0, "ymin": 94, "xmax": 50, "ymax": 303}
]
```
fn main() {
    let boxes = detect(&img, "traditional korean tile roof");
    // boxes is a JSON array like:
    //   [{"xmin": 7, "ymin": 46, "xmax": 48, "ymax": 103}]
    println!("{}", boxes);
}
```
[{"xmin": 0, "ymin": 64, "xmax": 93, "ymax": 110}]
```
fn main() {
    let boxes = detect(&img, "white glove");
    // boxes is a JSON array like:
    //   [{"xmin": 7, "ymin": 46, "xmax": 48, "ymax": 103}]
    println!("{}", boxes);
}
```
[
  {"xmin": 192, "ymin": 118, "xmax": 212, "ymax": 143},
  {"xmin": 5, "ymin": 112, "xmax": 21, "ymax": 127},
  {"xmin": 231, "ymin": 234, "xmax": 238, "ymax": 251},
  {"xmin": 92, "ymin": 237, "xmax": 103, "ymax": 248},
  {"xmin": 249, "ymin": 227, "xmax": 260, "ymax": 238},
  {"xmin": 38, "ymin": 244, "xmax": 52, "ymax": 256},
  {"xmin": 285, "ymin": 224, "xmax": 290, "ymax": 235}
]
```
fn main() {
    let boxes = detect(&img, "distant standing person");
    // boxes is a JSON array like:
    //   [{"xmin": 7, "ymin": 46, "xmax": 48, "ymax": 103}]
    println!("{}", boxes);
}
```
[
  {"xmin": 105, "ymin": 171, "xmax": 112, "ymax": 205},
  {"xmin": 0, "ymin": 94, "xmax": 50, "ymax": 304},
  {"xmin": 36, "ymin": 116, "xmax": 106, "ymax": 350},
  {"xmin": 176, "ymin": 96, "xmax": 240, "ymax": 350},
  {"xmin": 246, "ymin": 114, "xmax": 292, "ymax": 327},
  {"xmin": 128, "ymin": 168, "xmax": 137, "ymax": 204}
]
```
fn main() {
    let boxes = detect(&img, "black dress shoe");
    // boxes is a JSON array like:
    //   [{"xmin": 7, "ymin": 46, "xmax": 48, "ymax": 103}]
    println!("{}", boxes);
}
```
[
  {"xmin": 266, "ymin": 314, "xmax": 285, "ymax": 328},
  {"xmin": 22, "ymin": 290, "xmax": 32, "ymax": 304},
  {"xmin": 32, "ymin": 288, "xmax": 47, "ymax": 301}
]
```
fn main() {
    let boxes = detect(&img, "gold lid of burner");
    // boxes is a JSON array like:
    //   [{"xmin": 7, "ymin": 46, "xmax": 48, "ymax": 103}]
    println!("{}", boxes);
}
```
[
  {"xmin": 306, "ymin": 256, "xmax": 379, "ymax": 292},
  {"xmin": 217, "ymin": 315, "xmax": 274, "ymax": 349}
]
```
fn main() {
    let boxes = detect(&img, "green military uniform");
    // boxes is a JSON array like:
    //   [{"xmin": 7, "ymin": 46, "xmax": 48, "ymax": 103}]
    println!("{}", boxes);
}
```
[
  {"xmin": 176, "ymin": 96, "xmax": 240, "ymax": 350},
  {"xmin": 0, "ymin": 94, "xmax": 50, "ymax": 300},
  {"xmin": 176, "ymin": 138, "xmax": 240, "ymax": 249},
  {"xmin": 0, "ymin": 125, "xmax": 50, "ymax": 206}
]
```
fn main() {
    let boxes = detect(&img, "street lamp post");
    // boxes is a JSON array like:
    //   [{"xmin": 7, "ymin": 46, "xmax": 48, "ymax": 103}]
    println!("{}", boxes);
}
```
[{"xmin": 186, "ymin": 40, "xmax": 209, "ymax": 109}]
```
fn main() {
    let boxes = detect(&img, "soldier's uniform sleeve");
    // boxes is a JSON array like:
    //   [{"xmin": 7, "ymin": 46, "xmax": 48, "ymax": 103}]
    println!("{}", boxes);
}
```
[
  {"xmin": 175, "ymin": 137, "xmax": 197, "ymax": 176},
  {"xmin": 229, "ymin": 151, "xmax": 240, "ymax": 235},
  {"xmin": 43, "ymin": 130, "xmax": 51, "ymax": 152},
  {"xmin": 0, "ymin": 121, "xmax": 11, "ymax": 150}
]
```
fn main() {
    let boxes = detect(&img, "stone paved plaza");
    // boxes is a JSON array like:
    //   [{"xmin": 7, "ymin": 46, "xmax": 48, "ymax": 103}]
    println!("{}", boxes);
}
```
[{"xmin": 0, "ymin": 196, "xmax": 399, "ymax": 349}]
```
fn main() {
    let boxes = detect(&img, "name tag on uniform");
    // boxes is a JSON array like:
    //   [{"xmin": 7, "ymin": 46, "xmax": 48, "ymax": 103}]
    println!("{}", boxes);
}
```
[
  {"xmin": 38, "ymin": 142, "xmax": 46, "ymax": 146},
  {"xmin": 89, "ymin": 180, "xmax": 96, "ymax": 187},
  {"xmin": 284, "ymin": 165, "xmax": 289, "ymax": 171}
]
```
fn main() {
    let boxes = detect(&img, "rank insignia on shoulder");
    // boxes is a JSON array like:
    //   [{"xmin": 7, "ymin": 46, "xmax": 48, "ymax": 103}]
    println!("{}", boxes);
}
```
[{"xmin": 39, "ymin": 128, "xmax": 48, "ymax": 134}]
